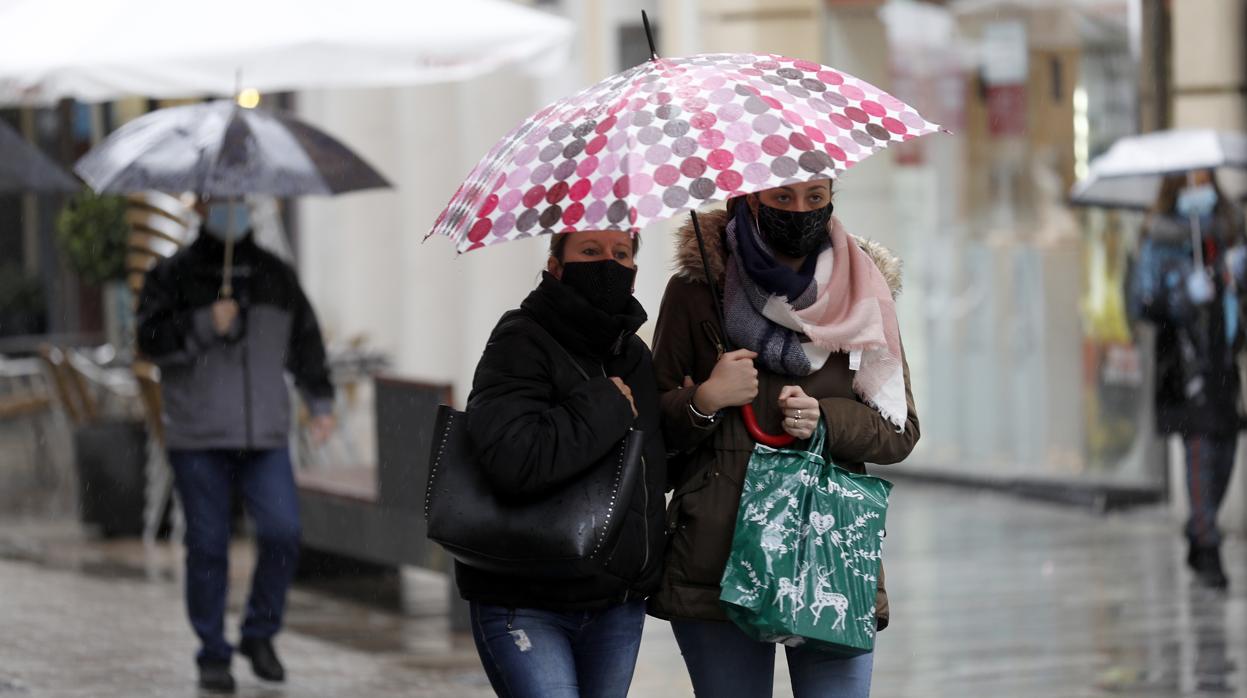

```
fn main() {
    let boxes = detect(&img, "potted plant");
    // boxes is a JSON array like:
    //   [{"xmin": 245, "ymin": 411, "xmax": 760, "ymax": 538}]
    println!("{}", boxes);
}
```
[
  {"xmin": 55, "ymin": 190, "xmax": 130, "ymax": 285},
  {"xmin": 55, "ymin": 191, "xmax": 148, "ymax": 537},
  {"xmin": 55, "ymin": 190, "xmax": 134, "ymax": 350}
]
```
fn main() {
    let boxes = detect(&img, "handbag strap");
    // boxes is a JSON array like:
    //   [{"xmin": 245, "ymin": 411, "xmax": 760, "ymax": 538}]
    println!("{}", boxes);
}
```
[{"xmin": 520, "ymin": 312, "xmax": 601, "ymax": 381}]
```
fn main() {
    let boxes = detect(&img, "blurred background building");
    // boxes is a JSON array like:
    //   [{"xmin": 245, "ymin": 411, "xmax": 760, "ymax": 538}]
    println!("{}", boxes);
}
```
[{"xmin": 2, "ymin": 0, "xmax": 1245, "ymax": 535}]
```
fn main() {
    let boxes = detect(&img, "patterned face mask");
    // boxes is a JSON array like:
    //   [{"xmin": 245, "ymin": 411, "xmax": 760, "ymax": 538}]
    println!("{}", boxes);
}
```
[{"xmin": 757, "ymin": 202, "xmax": 834, "ymax": 258}]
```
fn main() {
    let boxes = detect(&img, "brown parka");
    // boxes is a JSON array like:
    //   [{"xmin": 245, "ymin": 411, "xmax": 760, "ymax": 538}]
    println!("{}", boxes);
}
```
[{"xmin": 646, "ymin": 209, "xmax": 920, "ymax": 629}]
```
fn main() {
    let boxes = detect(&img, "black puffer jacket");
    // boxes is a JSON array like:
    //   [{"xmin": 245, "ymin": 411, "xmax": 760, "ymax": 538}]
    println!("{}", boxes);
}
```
[{"xmin": 454, "ymin": 272, "xmax": 667, "ymax": 611}]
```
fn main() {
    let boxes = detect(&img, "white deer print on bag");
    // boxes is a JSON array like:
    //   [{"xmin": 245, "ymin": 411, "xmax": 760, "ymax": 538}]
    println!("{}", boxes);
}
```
[
  {"xmin": 773, "ymin": 562, "xmax": 811, "ymax": 620},
  {"xmin": 809, "ymin": 566, "xmax": 850, "ymax": 630}
]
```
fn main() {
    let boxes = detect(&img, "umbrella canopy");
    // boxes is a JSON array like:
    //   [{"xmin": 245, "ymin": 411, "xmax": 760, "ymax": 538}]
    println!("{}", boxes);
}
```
[
  {"xmin": 0, "ymin": 0, "xmax": 572, "ymax": 105},
  {"xmin": 0, "ymin": 119, "xmax": 78, "ymax": 193},
  {"xmin": 429, "ymin": 52, "xmax": 944, "ymax": 252},
  {"xmin": 1070, "ymin": 129, "xmax": 1247, "ymax": 209},
  {"xmin": 74, "ymin": 100, "xmax": 390, "ymax": 198}
]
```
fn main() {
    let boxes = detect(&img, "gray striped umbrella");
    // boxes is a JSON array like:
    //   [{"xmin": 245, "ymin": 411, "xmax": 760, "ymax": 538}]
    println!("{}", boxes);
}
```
[
  {"xmin": 75, "ymin": 99, "xmax": 389, "ymax": 298},
  {"xmin": 74, "ymin": 100, "xmax": 389, "ymax": 198}
]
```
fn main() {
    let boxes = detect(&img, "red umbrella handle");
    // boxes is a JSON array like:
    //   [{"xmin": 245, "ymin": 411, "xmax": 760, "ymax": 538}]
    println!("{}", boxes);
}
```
[{"xmin": 741, "ymin": 404, "xmax": 797, "ymax": 447}]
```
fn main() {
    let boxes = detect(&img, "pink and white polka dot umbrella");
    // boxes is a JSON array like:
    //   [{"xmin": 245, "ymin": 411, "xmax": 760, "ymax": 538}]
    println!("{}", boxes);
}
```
[{"xmin": 429, "ymin": 52, "xmax": 944, "ymax": 252}]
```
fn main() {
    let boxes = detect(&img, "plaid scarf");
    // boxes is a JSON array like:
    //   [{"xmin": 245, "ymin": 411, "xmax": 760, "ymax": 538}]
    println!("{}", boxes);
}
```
[{"xmin": 722, "ymin": 205, "xmax": 909, "ymax": 431}]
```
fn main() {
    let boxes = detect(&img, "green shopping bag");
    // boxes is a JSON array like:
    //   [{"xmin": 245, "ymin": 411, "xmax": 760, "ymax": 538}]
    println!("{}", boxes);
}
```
[{"xmin": 719, "ymin": 421, "xmax": 892, "ymax": 656}]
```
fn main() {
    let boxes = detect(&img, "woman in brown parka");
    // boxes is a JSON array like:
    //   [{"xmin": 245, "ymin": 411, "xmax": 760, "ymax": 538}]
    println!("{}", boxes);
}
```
[{"xmin": 648, "ymin": 178, "xmax": 919, "ymax": 698}]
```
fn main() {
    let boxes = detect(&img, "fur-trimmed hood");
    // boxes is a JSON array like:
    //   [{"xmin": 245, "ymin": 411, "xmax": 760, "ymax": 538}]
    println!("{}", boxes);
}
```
[{"xmin": 672, "ymin": 209, "xmax": 904, "ymax": 298}]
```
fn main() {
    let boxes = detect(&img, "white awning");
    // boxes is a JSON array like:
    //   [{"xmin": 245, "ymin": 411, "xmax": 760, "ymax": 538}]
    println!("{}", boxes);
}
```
[{"xmin": 0, "ymin": 0, "xmax": 573, "ymax": 105}]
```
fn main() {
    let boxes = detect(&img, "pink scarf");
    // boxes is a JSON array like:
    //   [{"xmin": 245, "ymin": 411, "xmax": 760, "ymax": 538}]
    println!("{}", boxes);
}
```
[{"xmin": 762, "ymin": 217, "xmax": 907, "ymax": 430}]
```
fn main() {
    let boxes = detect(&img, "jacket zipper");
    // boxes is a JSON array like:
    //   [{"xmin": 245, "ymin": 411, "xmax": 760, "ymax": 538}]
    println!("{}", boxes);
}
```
[
  {"xmin": 640, "ymin": 454, "xmax": 651, "ymax": 573},
  {"xmin": 701, "ymin": 320, "xmax": 725, "ymax": 358},
  {"xmin": 242, "ymin": 332, "xmax": 253, "ymax": 449}
]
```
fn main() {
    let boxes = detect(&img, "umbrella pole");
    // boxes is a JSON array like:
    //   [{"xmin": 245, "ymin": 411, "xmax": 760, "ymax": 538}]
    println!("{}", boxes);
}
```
[
  {"xmin": 691, "ymin": 211, "xmax": 727, "ymax": 348},
  {"xmin": 1190, "ymin": 213, "xmax": 1204, "ymax": 268},
  {"xmin": 221, "ymin": 198, "xmax": 236, "ymax": 299},
  {"xmin": 1188, "ymin": 171, "xmax": 1204, "ymax": 269}
]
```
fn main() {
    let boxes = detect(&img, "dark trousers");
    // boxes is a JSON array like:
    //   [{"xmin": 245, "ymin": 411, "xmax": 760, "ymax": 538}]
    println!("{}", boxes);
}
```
[
  {"xmin": 469, "ymin": 600, "xmax": 646, "ymax": 698},
  {"xmin": 169, "ymin": 448, "xmax": 301, "ymax": 664},
  {"xmin": 1184, "ymin": 434, "xmax": 1238, "ymax": 547}
]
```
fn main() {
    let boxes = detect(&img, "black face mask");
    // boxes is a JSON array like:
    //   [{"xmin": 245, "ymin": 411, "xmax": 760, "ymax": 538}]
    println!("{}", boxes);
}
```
[
  {"xmin": 559, "ymin": 260, "xmax": 637, "ymax": 316},
  {"xmin": 756, "ymin": 202, "xmax": 833, "ymax": 258}
]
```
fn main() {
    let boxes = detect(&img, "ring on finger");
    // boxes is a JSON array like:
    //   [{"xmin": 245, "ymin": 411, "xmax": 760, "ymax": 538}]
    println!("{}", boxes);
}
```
[{"xmin": 796, "ymin": 409, "xmax": 803, "ymax": 421}]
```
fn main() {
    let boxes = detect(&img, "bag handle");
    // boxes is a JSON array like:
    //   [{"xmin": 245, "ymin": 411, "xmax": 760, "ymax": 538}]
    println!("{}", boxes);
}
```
[
  {"xmin": 522, "ymin": 313, "xmax": 601, "ymax": 381},
  {"xmin": 806, "ymin": 419, "xmax": 827, "ymax": 461}
]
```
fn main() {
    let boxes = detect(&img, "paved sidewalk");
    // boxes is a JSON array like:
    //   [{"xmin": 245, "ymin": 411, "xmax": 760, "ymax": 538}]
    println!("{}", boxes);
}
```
[{"xmin": 1, "ymin": 484, "xmax": 1244, "ymax": 697}]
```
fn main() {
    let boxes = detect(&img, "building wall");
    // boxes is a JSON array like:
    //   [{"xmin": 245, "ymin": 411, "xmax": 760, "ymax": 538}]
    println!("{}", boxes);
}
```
[{"xmin": 295, "ymin": 0, "xmax": 670, "ymax": 406}]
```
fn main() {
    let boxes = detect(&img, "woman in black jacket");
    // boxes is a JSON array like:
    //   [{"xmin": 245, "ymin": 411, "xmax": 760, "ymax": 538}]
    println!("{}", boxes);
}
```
[
  {"xmin": 1131, "ymin": 170, "xmax": 1246, "ymax": 589},
  {"xmin": 460, "ymin": 230, "xmax": 667, "ymax": 698}
]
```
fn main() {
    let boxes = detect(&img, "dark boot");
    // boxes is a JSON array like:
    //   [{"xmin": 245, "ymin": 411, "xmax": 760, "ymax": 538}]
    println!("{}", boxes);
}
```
[
  {"xmin": 1189, "ymin": 544, "xmax": 1229, "ymax": 590},
  {"xmin": 196, "ymin": 660, "xmax": 236, "ymax": 694},
  {"xmin": 238, "ymin": 637, "xmax": 285, "ymax": 683}
]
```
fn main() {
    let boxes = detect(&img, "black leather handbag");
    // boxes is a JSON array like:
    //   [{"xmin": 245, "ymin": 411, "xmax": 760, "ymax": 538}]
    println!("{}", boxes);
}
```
[{"xmin": 423, "ymin": 325, "xmax": 645, "ymax": 578}]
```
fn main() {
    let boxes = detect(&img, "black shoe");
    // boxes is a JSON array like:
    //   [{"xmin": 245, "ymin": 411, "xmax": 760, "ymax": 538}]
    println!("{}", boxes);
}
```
[
  {"xmin": 239, "ymin": 637, "xmax": 285, "ymax": 683},
  {"xmin": 196, "ymin": 661, "xmax": 236, "ymax": 694},
  {"xmin": 1189, "ymin": 545, "xmax": 1229, "ymax": 590}
]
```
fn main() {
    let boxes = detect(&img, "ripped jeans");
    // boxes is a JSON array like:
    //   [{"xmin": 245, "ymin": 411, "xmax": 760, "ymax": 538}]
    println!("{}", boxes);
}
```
[{"xmin": 469, "ymin": 600, "xmax": 646, "ymax": 698}]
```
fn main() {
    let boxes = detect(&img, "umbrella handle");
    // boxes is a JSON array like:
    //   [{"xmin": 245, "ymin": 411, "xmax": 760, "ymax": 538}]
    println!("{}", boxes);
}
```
[
  {"xmin": 689, "ymin": 210, "xmax": 797, "ymax": 447},
  {"xmin": 741, "ymin": 404, "xmax": 798, "ymax": 447},
  {"xmin": 221, "ymin": 234, "xmax": 235, "ymax": 299},
  {"xmin": 220, "ymin": 198, "xmax": 237, "ymax": 299}
]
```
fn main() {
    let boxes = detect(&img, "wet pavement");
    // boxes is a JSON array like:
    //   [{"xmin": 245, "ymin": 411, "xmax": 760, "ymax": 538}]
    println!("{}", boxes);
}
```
[{"xmin": 0, "ymin": 482, "xmax": 1243, "ymax": 697}]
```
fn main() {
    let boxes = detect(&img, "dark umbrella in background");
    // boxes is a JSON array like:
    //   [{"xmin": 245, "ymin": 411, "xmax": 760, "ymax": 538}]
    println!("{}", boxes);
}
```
[
  {"xmin": 75, "ymin": 99, "xmax": 390, "ymax": 297},
  {"xmin": 0, "ymin": 119, "xmax": 79, "ymax": 193}
]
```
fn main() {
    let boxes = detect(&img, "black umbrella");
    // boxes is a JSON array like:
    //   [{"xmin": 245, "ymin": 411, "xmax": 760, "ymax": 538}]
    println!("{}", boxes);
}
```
[
  {"xmin": 0, "ymin": 120, "xmax": 79, "ymax": 193},
  {"xmin": 74, "ymin": 99, "xmax": 391, "ymax": 296}
]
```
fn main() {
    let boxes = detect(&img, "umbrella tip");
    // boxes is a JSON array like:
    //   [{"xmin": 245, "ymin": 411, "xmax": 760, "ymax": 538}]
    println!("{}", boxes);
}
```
[{"xmin": 641, "ymin": 11, "xmax": 659, "ymax": 61}]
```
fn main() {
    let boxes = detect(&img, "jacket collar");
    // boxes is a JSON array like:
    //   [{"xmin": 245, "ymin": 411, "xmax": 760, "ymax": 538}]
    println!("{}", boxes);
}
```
[
  {"xmin": 190, "ymin": 228, "xmax": 258, "ymax": 258},
  {"xmin": 521, "ymin": 272, "xmax": 648, "ymax": 359}
]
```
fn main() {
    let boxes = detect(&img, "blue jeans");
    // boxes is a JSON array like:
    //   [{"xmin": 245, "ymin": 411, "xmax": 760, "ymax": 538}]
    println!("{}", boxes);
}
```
[
  {"xmin": 169, "ymin": 449, "xmax": 301, "ymax": 664},
  {"xmin": 469, "ymin": 600, "xmax": 646, "ymax": 698},
  {"xmin": 1184, "ymin": 434, "xmax": 1238, "ymax": 547},
  {"xmin": 671, "ymin": 618, "xmax": 874, "ymax": 698}
]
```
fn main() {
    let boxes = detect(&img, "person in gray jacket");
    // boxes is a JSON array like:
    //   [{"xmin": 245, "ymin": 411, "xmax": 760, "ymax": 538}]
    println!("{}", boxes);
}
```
[{"xmin": 136, "ymin": 200, "xmax": 334, "ymax": 694}]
